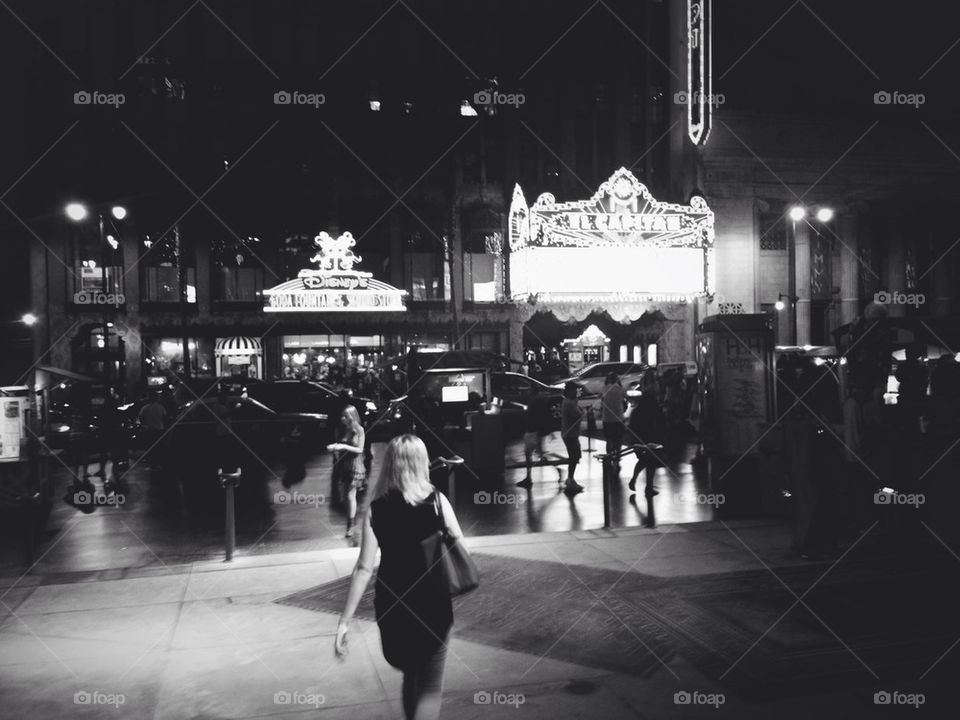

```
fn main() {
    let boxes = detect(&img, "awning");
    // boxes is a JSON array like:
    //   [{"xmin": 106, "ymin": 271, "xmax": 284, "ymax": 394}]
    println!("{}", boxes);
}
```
[
  {"xmin": 215, "ymin": 337, "xmax": 262, "ymax": 356},
  {"xmin": 36, "ymin": 366, "xmax": 96, "ymax": 383}
]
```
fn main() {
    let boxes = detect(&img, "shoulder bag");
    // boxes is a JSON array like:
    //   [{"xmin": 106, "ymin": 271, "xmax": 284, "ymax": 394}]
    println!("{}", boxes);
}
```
[{"xmin": 421, "ymin": 492, "xmax": 480, "ymax": 597}]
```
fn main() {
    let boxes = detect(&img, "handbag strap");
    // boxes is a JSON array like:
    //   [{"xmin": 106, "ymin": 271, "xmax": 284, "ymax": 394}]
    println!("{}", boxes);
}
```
[{"xmin": 432, "ymin": 491, "xmax": 449, "ymax": 539}]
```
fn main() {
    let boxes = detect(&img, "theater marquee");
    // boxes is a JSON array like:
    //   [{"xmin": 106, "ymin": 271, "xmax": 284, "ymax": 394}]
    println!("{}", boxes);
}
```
[
  {"xmin": 508, "ymin": 167, "xmax": 715, "ymax": 303},
  {"xmin": 262, "ymin": 231, "xmax": 407, "ymax": 312}
]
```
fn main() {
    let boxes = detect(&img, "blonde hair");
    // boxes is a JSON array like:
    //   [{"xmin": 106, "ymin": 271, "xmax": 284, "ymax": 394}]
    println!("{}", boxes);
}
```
[
  {"xmin": 341, "ymin": 404, "xmax": 362, "ymax": 432},
  {"xmin": 367, "ymin": 434, "xmax": 434, "ymax": 506}
]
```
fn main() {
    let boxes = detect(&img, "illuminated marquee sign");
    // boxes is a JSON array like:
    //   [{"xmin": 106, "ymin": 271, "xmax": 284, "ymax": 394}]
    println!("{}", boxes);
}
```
[
  {"xmin": 263, "ymin": 231, "xmax": 406, "ymax": 312},
  {"xmin": 508, "ymin": 167, "xmax": 714, "ymax": 303},
  {"xmin": 687, "ymin": 0, "xmax": 712, "ymax": 145}
]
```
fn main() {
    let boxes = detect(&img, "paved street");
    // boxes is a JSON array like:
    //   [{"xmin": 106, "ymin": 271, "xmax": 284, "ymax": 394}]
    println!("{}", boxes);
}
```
[{"xmin": 0, "ymin": 433, "xmax": 715, "ymax": 575}]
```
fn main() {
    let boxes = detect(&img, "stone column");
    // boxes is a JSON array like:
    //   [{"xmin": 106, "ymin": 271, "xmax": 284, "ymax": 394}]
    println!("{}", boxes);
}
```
[
  {"xmin": 838, "ymin": 209, "xmax": 860, "ymax": 326},
  {"xmin": 793, "ymin": 219, "xmax": 811, "ymax": 346},
  {"xmin": 121, "ymin": 221, "xmax": 142, "ymax": 398},
  {"xmin": 885, "ymin": 214, "xmax": 906, "ymax": 318},
  {"xmin": 195, "ymin": 234, "xmax": 211, "ymax": 320},
  {"xmin": 508, "ymin": 319, "xmax": 525, "ymax": 363},
  {"xmin": 930, "ymin": 223, "xmax": 953, "ymax": 316},
  {"xmin": 388, "ymin": 211, "xmax": 403, "ymax": 289}
]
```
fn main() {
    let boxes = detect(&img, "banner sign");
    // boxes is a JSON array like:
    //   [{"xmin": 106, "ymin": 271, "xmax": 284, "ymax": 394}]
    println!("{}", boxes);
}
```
[{"xmin": 263, "ymin": 231, "xmax": 406, "ymax": 313}]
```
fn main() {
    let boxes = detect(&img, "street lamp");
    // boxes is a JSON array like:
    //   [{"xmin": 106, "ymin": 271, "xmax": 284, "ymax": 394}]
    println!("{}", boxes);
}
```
[
  {"xmin": 21, "ymin": 313, "xmax": 38, "ymax": 326},
  {"xmin": 65, "ymin": 202, "xmax": 128, "ymax": 386},
  {"xmin": 65, "ymin": 202, "xmax": 88, "ymax": 221}
]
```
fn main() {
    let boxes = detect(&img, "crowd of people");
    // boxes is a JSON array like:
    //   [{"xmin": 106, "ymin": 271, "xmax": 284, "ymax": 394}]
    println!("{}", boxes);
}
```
[
  {"xmin": 779, "ymin": 341, "xmax": 960, "ymax": 559},
  {"xmin": 517, "ymin": 369, "xmax": 687, "ymax": 499}
]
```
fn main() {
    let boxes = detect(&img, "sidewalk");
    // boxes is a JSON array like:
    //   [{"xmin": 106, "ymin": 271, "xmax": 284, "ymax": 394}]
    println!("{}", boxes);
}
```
[{"xmin": 0, "ymin": 518, "xmax": 952, "ymax": 719}]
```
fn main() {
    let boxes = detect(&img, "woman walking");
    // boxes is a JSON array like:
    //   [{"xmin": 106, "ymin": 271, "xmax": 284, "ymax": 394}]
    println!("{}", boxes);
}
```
[
  {"xmin": 327, "ymin": 405, "xmax": 366, "ymax": 538},
  {"xmin": 335, "ymin": 434, "xmax": 464, "ymax": 719},
  {"xmin": 560, "ymin": 381, "xmax": 586, "ymax": 494}
]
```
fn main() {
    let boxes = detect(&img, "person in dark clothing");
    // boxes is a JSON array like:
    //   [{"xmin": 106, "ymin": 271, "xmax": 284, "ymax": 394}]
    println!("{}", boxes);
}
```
[
  {"xmin": 627, "ymin": 374, "xmax": 666, "ymax": 495},
  {"xmin": 97, "ymin": 387, "xmax": 127, "ymax": 494},
  {"xmin": 336, "ymin": 435, "xmax": 464, "ymax": 720},
  {"xmin": 895, "ymin": 342, "xmax": 929, "ymax": 429},
  {"xmin": 560, "ymin": 381, "xmax": 586, "ymax": 494},
  {"xmin": 517, "ymin": 394, "xmax": 559, "ymax": 488}
]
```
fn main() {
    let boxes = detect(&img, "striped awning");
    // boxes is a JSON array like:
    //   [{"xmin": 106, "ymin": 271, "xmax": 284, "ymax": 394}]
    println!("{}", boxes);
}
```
[{"xmin": 215, "ymin": 336, "xmax": 262, "ymax": 356}]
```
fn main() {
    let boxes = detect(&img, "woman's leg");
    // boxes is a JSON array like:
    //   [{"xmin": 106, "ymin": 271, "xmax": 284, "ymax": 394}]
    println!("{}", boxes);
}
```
[
  {"xmin": 402, "ymin": 668, "xmax": 418, "ymax": 720},
  {"xmin": 411, "ymin": 640, "xmax": 448, "ymax": 720},
  {"xmin": 345, "ymin": 485, "xmax": 358, "ymax": 536}
]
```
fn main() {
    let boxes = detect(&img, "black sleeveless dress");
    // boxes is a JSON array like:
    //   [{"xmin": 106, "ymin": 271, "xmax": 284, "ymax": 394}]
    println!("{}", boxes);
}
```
[{"xmin": 370, "ymin": 488, "xmax": 453, "ymax": 669}]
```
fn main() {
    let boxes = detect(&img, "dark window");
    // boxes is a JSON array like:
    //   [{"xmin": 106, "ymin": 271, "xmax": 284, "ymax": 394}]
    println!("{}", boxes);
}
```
[
  {"xmin": 759, "ymin": 212, "xmax": 787, "ymax": 251},
  {"xmin": 217, "ymin": 266, "xmax": 264, "ymax": 301}
]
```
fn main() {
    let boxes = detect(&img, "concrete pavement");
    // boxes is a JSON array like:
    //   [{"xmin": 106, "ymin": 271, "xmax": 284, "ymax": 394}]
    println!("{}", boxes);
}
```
[{"xmin": 2, "ymin": 518, "xmax": 946, "ymax": 719}]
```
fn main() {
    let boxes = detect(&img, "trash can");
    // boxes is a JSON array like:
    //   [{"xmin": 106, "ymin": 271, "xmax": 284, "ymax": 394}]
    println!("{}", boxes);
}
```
[{"xmin": 470, "ymin": 413, "xmax": 504, "ymax": 485}]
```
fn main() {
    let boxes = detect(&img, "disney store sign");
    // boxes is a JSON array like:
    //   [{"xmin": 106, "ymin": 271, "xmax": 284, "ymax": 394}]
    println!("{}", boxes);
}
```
[{"xmin": 263, "ymin": 231, "xmax": 406, "ymax": 313}]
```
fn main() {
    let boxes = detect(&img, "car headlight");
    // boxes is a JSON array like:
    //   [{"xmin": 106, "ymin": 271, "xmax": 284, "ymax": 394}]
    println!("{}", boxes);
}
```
[
  {"xmin": 365, "ymin": 401, "xmax": 378, "ymax": 412},
  {"xmin": 57, "ymin": 424, "xmax": 71, "ymax": 432}
]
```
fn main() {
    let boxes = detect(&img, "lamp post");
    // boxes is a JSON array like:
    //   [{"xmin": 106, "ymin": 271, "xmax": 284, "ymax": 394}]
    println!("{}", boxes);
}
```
[
  {"xmin": 787, "ymin": 205, "xmax": 833, "ymax": 347},
  {"xmin": 65, "ymin": 202, "xmax": 128, "ymax": 387}
]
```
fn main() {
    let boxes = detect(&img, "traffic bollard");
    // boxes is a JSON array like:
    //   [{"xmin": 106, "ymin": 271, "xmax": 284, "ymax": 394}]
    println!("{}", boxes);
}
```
[
  {"xmin": 586, "ymin": 408, "xmax": 596, "ymax": 453},
  {"xmin": 595, "ymin": 452, "xmax": 612, "ymax": 529},
  {"xmin": 219, "ymin": 467, "xmax": 242, "ymax": 562}
]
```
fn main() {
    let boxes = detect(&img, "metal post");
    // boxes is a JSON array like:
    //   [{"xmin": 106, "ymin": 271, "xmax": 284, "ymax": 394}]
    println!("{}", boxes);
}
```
[
  {"xmin": 596, "ymin": 452, "xmax": 612, "ymax": 529},
  {"xmin": 586, "ymin": 407, "xmax": 596, "ymax": 453},
  {"xmin": 219, "ymin": 468, "xmax": 241, "ymax": 561}
]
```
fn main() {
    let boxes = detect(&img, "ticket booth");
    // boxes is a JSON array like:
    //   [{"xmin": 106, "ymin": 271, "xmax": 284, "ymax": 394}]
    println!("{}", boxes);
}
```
[{"xmin": 562, "ymin": 324, "xmax": 610, "ymax": 372}]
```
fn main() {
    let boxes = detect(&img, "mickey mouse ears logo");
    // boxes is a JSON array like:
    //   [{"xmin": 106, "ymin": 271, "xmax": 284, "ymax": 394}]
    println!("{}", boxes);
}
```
[{"xmin": 309, "ymin": 231, "xmax": 362, "ymax": 272}]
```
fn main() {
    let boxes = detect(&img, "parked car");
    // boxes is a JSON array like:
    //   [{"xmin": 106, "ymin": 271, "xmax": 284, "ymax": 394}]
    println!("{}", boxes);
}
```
[
  {"xmin": 491, "ymin": 372, "xmax": 564, "ymax": 434},
  {"xmin": 551, "ymin": 361, "xmax": 651, "ymax": 412},
  {"xmin": 245, "ymin": 379, "xmax": 377, "ymax": 442},
  {"xmin": 165, "ymin": 395, "xmax": 327, "ymax": 505},
  {"xmin": 387, "ymin": 369, "xmax": 563, "ymax": 439}
]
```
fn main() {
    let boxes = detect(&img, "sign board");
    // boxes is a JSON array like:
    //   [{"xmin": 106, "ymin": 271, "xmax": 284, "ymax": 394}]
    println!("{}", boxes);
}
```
[
  {"xmin": 263, "ymin": 231, "xmax": 406, "ymax": 312},
  {"xmin": 509, "ymin": 168, "xmax": 715, "ymax": 302},
  {"xmin": 686, "ymin": 0, "xmax": 713, "ymax": 145},
  {"xmin": 0, "ymin": 398, "xmax": 27, "ymax": 458}
]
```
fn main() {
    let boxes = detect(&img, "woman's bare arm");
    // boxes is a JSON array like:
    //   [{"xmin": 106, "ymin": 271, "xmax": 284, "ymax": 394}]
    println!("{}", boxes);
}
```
[
  {"xmin": 438, "ymin": 492, "xmax": 464, "ymax": 540},
  {"xmin": 334, "ymin": 427, "xmax": 365, "ymax": 455},
  {"xmin": 340, "ymin": 511, "xmax": 378, "ymax": 623}
]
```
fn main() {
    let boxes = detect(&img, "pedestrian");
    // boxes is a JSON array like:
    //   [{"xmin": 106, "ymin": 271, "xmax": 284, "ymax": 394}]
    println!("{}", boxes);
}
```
[
  {"xmin": 560, "ymin": 381, "xmax": 585, "ymax": 494},
  {"xmin": 328, "ymin": 405, "xmax": 366, "ymax": 538},
  {"xmin": 137, "ymin": 391, "xmax": 168, "ymax": 467},
  {"xmin": 600, "ymin": 372, "xmax": 626, "ymax": 468},
  {"xmin": 98, "ymin": 387, "xmax": 128, "ymax": 495},
  {"xmin": 627, "ymin": 373, "xmax": 666, "ymax": 495},
  {"xmin": 335, "ymin": 434, "xmax": 464, "ymax": 720},
  {"xmin": 895, "ymin": 342, "xmax": 928, "ymax": 430},
  {"xmin": 517, "ymin": 394, "xmax": 557, "ymax": 488},
  {"xmin": 928, "ymin": 355, "xmax": 960, "ymax": 544}
]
